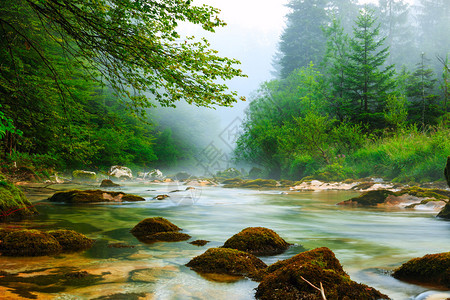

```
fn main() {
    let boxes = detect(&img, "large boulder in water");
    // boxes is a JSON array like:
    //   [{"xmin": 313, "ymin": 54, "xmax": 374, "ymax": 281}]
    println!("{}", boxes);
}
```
[
  {"xmin": 48, "ymin": 229, "xmax": 94, "ymax": 252},
  {"xmin": 393, "ymin": 252, "xmax": 450, "ymax": 289},
  {"xmin": 186, "ymin": 247, "xmax": 267, "ymax": 280},
  {"xmin": 0, "ymin": 229, "xmax": 62, "ymax": 256},
  {"xmin": 0, "ymin": 173, "xmax": 38, "ymax": 221},
  {"xmin": 109, "ymin": 166, "xmax": 132, "ymax": 180},
  {"xmin": 222, "ymin": 227, "xmax": 290, "ymax": 256},
  {"xmin": 130, "ymin": 217, "xmax": 182, "ymax": 242},
  {"xmin": 100, "ymin": 179, "xmax": 120, "ymax": 187},
  {"xmin": 437, "ymin": 202, "xmax": 450, "ymax": 219},
  {"xmin": 48, "ymin": 190, "xmax": 144, "ymax": 203},
  {"xmin": 255, "ymin": 247, "xmax": 389, "ymax": 300}
]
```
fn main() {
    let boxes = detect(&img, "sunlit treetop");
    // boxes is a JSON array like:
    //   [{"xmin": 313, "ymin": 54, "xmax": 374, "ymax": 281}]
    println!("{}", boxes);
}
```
[{"xmin": 0, "ymin": 0, "xmax": 246, "ymax": 114}]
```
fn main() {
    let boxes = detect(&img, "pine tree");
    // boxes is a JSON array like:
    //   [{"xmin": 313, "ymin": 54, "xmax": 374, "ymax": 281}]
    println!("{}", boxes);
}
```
[{"xmin": 343, "ymin": 7, "xmax": 395, "ymax": 125}]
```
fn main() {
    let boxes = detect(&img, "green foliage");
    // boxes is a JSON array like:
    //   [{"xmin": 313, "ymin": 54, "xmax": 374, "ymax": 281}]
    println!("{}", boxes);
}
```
[{"xmin": 384, "ymin": 94, "xmax": 408, "ymax": 129}]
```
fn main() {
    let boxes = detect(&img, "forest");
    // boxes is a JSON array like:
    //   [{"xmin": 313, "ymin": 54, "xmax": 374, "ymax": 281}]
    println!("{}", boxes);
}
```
[{"xmin": 0, "ymin": 0, "xmax": 449, "ymax": 184}]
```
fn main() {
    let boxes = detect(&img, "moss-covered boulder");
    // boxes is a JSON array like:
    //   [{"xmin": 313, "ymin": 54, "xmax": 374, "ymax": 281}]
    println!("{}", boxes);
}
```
[
  {"xmin": 0, "ymin": 229, "xmax": 62, "ymax": 256},
  {"xmin": 100, "ymin": 179, "xmax": 120, "ymax": 187},
  {"xmin": 255, "ymin": 247, "xmax": 389, "ymax": 300},
  {"xmin": 337, "ymin": 190, "xmax": 396, "ymax": 206},
  {"xmin": 223, "ymin": 227, "xmax": 290, "ymax": 256},
  {"xmin": 0, "ymin": 174, "xmax": 38, "ymax": 221},
  {"xmin": 145, "ymin": 232, "xmax": 191, "ymax": 242},
  {"xmin": 393, "ymin": 252, "xmax": 450, "ymax": 288},
  {"xmin": 48, "ymin": 189, "xmax": 145, "ymax": 203},
  {"xmin": 186, "ymin": 247, "xmax": 267, "ymax": 280},
  {"xmin": 437, "ymin": 202, "xmax": 450, "ymax": 219},
  {"xmin": 72, "ymin": 170, "xmax": 97, "ymax": 182},
  {"xmin": 48, "ymin": 229, "xmax": 94, "ymax": 251},
  {"xmin": 130, "ymin": 217, "xmax": 181, "ymax": 239},
  {"xmin": 189, "ymin": 240, "xmax": 210, "ymax": 246},
  {"xmin": 221, "ymin": 178, "xmax": 243, "ymax": 185},
  {"xmin": 216, "ymin": 168, "xmax": 242, "ymax": 179}
]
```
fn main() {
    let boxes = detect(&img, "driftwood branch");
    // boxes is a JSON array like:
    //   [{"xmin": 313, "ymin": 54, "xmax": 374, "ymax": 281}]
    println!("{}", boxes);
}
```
[{"xmin": 300, "ymin": 276, "xmax": 327, "ymax": 300}]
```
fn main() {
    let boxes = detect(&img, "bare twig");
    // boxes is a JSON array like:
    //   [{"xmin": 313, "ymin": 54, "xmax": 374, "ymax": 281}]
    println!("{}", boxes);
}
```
[{"xmin": 300, "ymin": 276, "xmax": 327, "ymax": 300}]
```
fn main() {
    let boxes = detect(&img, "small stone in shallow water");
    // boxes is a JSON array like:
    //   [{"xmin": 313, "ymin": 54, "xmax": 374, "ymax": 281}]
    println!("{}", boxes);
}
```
[{"xmin": 189, "ymin": 240, "xmax": 210, "ymax": 246}]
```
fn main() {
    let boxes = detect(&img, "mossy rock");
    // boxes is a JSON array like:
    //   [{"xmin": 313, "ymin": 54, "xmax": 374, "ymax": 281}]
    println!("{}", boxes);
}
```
[
  {"xmin": 189, "ymin": 240, "xmax": 210, "ymax": 246},
  {"xmin": 224, "ymin": 179, "xmax": 278, "ymax": 189},
  {"xmin": 48, "ymin": 190, "xmax": 144, "ymax": 203},
  {"xmin": 48, "ymin": 229, "xmax": 93, "ymax": 251},
  {"xmin": 72, "ymin": 170, "xmax": 96, "ymax": 181},
  {"xmin": 255, "ymin": 247, "xmax": 389, "ymax": 300},
  {"xmin": 223, "ymin": 227, "xmax": 290, "ymax": 256},
  {"xmin": 0, "ymin": 173, "xmax": 38, "ymax": 221},
  {"xmin": 145, "ymin": 232, "xmax": 191, "ymax": 242},
  {"xmin": 100, "ymin": 179, "xmax": 120, "ymax": 187},
  {"xmin": 393, "ymin": 252, "xmax": 450, "ymax": 288},
  {"xmin": 0, "ymin": 229, "xmax": 62, "ymax": 256},
  {"xmin": 186, "ymin": 247, "xmax": 267, "ymax": 280},
  {"xmin": 437, "ymin": 202, "xmax": 450, "ymax": 219},
  {"xmin": 221, "ymin": 178, "xmax": 243, "ymax": 185},
  {"xmin": 337, "ymin": 190, "xmax": 396, "ymax": 206},
  {"xmin": 130, "ymin": 217, "xmax": 181, "ymax": 238},
  {"xmin": 396, "ymin": 186, "xmax": 450, "ymax": 201}
]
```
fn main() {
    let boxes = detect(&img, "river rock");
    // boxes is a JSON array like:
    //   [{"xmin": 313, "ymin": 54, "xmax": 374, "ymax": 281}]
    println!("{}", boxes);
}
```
[
  {"xmin": 223, "ymin": 179, "xmax": 277, "ymax": 189},
  {"xmin": 47, "ymin": 190, "xmax": 145, "ymax": 203},
  {"xmin": 0, "ymin": 173, "xmax": 38, "ymax": 221},
  {"xmin": 255, "ymin": 247, "xmax": 389, "ymax": 300},
  {"xmin": 72, "ymin": 170, "xmax": 96, "ymax": 182},
  {"xmin": 437, "ymin": 202, "xmax": 450, "ymax": 219},
  {"xmin": 48, "ymin": 229, "xmax": 94, "ymax": 251},
  {"xmin": 186, "ymin": 248, "xmax": 267, "ymax": 280},
  {"xmin": 100, "ymin": 179, "xmax": 120, "ymax": 187},
  {"xmin": 145, "ymin": 232, "xmax": 191, "ymax": 242},
  {"xmin": 130, "ymin": 217, "xmax": 181, "ymax": 241},
  {"xmin": 393, "ymin": 252, "xmax": 450, "ymax": 289},
  {"xmin": 153, "ymin": 194, "xmax": 169, "ymax": 200},
  {"xmin": 222, "ymin": 227, "xmax": 290, "ymax": 256},
  {"xmin": 138, "ymin": 169, "xmax": 164, "ymax": 180},
  {"xmin": 109, "ymin": 166, "xmax": 132, "ymax": 180},
  {"xmin": 216, "ymin": 168, "xmax": 242, "ymax": 179},
  {"xmin": 0, "ymin": 229, "xmax": 62, "ymax": 256}
]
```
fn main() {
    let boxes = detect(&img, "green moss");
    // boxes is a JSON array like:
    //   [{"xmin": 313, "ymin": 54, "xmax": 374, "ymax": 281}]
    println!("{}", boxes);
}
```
[
  {"xmin": 0, "ymin": 173, "xmax": 38, "ymax": 221},
  {"xmin": 144, "ymin": 232, "xmax": 191, "ymax": 242},
  {"xmin": 130, "ymin": 217, "xmax": 181, "ymax": 238},
  {"xmin": 396, "ymin": 186, "xmax": 450, "ymax": 200},
  {"xmin": 223, "ymin": 179, "xmax": 278, "ymax": 189},
  {"xmin": 72, "ymin": 170, "xmax": 97, "ymax": 181},
  {"xmin": 437, "ymin": 202, "xmax": 450, "ymax": 219},
  {"xmin": 223, "ymin": 227, "xmax": 290, "ymax": 256},
  {"xmin": 0, "ymin": 229, "xmax": 62, "ymax": 256},
  {"xmin": 255, "ymin": 247, "xmax": 389, "ymax": 300},
  {"xmin": 221, "ymin": 178, "xmax": 243, "ymax": 185},
  {"xmin": 393, "ymin": 252, "xmax": 450, "ymax": 288},
  {"xmin": 48, "ymin": 230, "xmax": 93, "ymax": 251},
  {"xmin": 186, "ymin": 247, "xmax": 267, "ymax": 280},
  {"xmin": 48, "ymin": 190, "xmax": 144, "ymax": 203},
  {"xmin": 337, "ymin": 190, "xmax": 396, "ymax": 206}
]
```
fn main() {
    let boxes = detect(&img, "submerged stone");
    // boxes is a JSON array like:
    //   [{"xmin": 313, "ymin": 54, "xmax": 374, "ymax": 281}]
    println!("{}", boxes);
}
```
[
  {"xmin": 48, "ymin": 229, "xmax": 94, "ymax": 251},
  {"xmin": 0, "ymin": 229, "xmax": 62, "ymax": 256},
  {"xmin": 0, "ymin": 173, "xmax": 38, "ymax": 221},
  {"xmin": 47, "ymin": 189, "xmax": 145, "ymax": 203},
  {"xmin": 255, "ymin": 247, "xmax": 389, "ymax": 300},
  {"xmin": 186, "ymin": 247, "xmax": 267, "ymax": 280},
  {"xmin": 130, "ymin": 217, "xmax": 181, "ymax": 239},
  {"xmin": 223, "ymin": 227, "xmax": 290, "ymax": 256},
  {"xmin": 189, "ymin": 240, "xmax": 210, "ymax": 246},
  {"xmin": 393, "ymin": 252, "xmax": 450, "ymax": 289}
]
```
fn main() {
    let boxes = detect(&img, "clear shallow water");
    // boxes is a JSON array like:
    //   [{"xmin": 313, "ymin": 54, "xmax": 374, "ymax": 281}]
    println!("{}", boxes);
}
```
[{"xmin": 0, "ymin": 182, "xmax": 449, "ymax": 299}]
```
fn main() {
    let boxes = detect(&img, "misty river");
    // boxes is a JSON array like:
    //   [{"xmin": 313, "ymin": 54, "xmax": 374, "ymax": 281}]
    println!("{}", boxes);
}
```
[{"xmin": 1, "ymin": 182, "xmax": 449, "ymax": 300}]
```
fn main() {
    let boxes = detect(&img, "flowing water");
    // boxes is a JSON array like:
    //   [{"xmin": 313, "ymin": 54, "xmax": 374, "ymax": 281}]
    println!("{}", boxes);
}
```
[{"xmin": 0, "ymin": 182, "xmax": 449, "ymax": 300}]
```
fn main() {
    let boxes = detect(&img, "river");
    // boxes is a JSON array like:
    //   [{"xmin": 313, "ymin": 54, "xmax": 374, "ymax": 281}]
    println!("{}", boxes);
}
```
[{"xmin": 0, "ymin": 182, "xmax": 449, "ymax": 299}]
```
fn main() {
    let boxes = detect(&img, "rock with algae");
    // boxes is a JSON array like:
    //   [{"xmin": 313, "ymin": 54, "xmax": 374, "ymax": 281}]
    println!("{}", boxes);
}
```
[
  {"xmin": 0, "ymin": 173, "xmax": 38, "ymax": 221},
  {"xmin": 0, "ymin": 229, "xmax": 62, "ymax": 256},
  {"xmin": 255, "ymin": 247, "xmax": 390, "ymax": 300},
  {"xmin": 222, "ymin": 227, "xmax": 290, "ymax": 256},
  {"xmin": 393, "ymin": 252, "xmax": 450, "ymax": 289},
  {"xmin": 48, "ymin": 229, "xmax": 94, "ymax": 251},
  {"xmin": 186, "ymin": 247, "xmax": 267, "ymax": 280},
  {"xmin": 48, "ymin": 189, "xmax": 144, "ymax": 203}
]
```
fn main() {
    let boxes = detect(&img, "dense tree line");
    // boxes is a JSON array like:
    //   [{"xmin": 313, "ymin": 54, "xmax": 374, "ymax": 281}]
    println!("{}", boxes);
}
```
[
  {"xmin": 236, "ymin": 1, "xmax": 450, "ymax": 182},
  {"xmin": 0, "ymin": 0, "xmax": 244, "ymax": 174}
]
